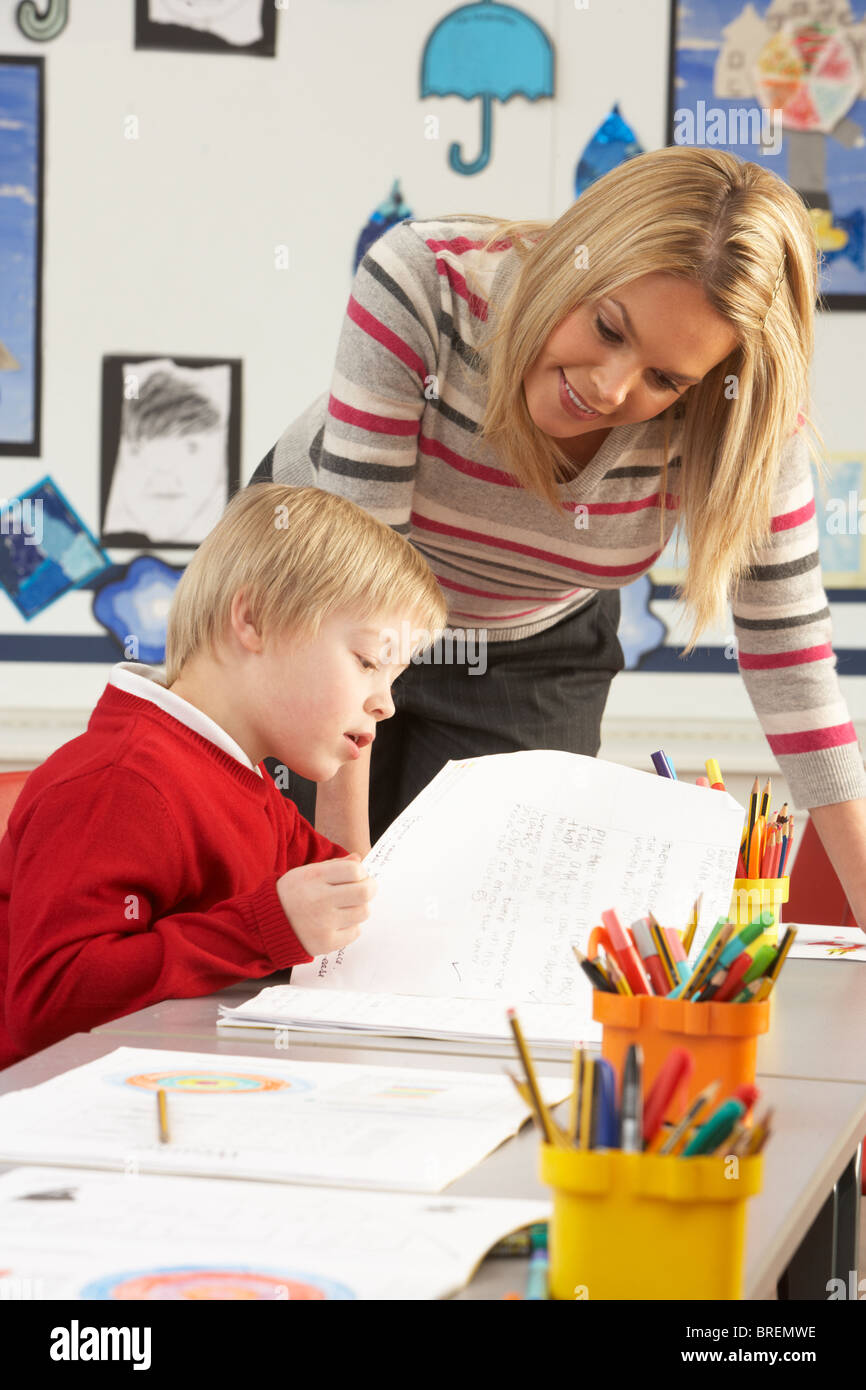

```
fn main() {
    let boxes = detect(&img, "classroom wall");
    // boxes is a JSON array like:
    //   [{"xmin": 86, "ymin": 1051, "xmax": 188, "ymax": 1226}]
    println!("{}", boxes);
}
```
[{"xmin": 0, "ymin": 0, "xmax": 863, "ymax": 821}]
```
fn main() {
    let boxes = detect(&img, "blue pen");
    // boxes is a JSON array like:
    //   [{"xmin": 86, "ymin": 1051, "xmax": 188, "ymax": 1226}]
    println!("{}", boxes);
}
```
[
  {"xmin": 651, "ymin": 750, "xmax": 676, "ymax": 779},
  {"xmin": 525, "ymin": 1223, "xmax": 549, "ymax": 1300},
  {"xmin": 591, "ymin": 1057, "xmax": 619, "ymax": 1148}
]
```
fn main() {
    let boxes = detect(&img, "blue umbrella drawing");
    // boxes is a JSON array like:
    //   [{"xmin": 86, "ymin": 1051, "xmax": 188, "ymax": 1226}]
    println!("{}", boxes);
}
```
[{"xmin": 420, "ymin": 0, "xmax": 554, "ymax": 176}]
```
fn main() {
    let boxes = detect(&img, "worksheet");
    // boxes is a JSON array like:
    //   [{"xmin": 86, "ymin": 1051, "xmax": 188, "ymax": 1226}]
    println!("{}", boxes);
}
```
[
  {"xmin": 0, "ymin": 1166, "xmax": 549, "ymax": 1301},
  {"xmin": 282, "ymin": 751, "xmax": 742, "ymax": 1025},
  {"xmin": 0, "ymin": 1048, "xmax": 568, "ymax": 1194}
]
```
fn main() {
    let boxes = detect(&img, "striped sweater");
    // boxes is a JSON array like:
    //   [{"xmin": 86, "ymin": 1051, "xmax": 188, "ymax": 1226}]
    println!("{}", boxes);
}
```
[{"xmin": 254, "ymin": 215, "xmax": 866, "ymax": 812}]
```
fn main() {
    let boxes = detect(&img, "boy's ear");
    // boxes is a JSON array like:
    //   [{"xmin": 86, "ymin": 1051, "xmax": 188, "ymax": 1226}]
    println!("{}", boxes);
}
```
[{"xmin": 229, "ymin": 589, "xmax": 264, "ymax": 654}]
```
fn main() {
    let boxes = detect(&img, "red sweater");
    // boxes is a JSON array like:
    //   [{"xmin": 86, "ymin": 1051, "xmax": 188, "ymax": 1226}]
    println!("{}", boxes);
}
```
[{"xmin": 0, "ymin": 684, "xmax": 348, "ymax": 1071}]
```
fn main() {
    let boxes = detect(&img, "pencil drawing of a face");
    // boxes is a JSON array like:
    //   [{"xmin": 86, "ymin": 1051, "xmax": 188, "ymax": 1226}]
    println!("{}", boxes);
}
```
[{"xmin": 103, "ymin": 365, "xmax": 228, "ymax": 545}]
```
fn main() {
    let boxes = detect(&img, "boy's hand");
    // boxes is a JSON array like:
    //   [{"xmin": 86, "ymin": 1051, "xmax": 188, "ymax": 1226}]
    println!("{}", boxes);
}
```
[{"xmin": 275, "ymin": 852, "xmax": 376, "ymax": 957}]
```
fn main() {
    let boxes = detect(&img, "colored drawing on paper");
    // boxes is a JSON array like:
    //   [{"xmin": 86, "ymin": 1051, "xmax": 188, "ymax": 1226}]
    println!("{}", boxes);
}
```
[
  {"xmin": 118, "ymin": 1070, "xmax": 306, "ymax": 1094},
  {"xmin": 80, "ymin": 1266, "xmax": 355, "ymax": 1301}
]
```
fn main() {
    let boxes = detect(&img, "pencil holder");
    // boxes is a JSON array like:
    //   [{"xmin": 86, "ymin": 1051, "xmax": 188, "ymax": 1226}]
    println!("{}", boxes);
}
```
[
  {"xmin": 728, "ymin": 876, "xmax": 789, "ymax": 947},
  {"xmin": 539, "ymin": 1146, "xmax": 763, "ymax": 1300},
  {"xmin": 591, "ymin": 991, "xmax": 770, "ymax": 1121}
]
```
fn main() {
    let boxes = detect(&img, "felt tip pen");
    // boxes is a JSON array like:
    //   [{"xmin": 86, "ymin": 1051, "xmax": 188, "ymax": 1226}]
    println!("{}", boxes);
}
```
[
  {"xmin": 525, "ymin": 1225, "xmax": 549, "ymax": 1301},
  {"xmin": 682, "ymin": 1098, "xmax": 746, "ymax": 1156},
  {"xmin": 642, "ymin": 1048, "xmax": 695, "ymax": 1149},
  {"xmin": 705, "ymin": 758, "xmax": 725, "ymax": 791},
  {"xmin": 620, "ymin": 1044, "xmax": 643, "ymax": 1152},
  {"xmin": 600, "ymin": 909, "xmax": 651, "ymax": 995},
  {"xmin": 592, "ymin": 1057, "xmax": 619, "ymax": 1150},
  {"xmin": 651, "ymin": 750, "xmax": 675, "ymax": 779}
]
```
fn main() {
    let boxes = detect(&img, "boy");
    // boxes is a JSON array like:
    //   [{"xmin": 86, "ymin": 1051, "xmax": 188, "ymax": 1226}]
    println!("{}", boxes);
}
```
[{"xmin": 0, "ymin": 484, "xmax": 447, "ymax": 1069}]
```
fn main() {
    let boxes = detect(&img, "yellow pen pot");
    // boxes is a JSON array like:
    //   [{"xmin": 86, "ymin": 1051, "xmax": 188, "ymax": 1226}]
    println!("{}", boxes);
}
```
[{"xmin": 539, "ymin": 1146, "xmax": 763, "ymax": 1300}]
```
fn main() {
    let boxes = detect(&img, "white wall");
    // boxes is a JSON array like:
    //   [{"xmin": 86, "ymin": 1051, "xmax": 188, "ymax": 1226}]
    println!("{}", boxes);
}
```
[{"xmin": 0, "ymin": 0, "xmax": 863, "ymax": 812}]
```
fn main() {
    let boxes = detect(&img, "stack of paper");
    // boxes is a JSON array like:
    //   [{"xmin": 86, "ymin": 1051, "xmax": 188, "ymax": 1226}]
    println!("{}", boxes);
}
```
[
  {"xmin": 0, "ymin": 1166, "xmax": 549, "ymax": 1301},
  {"xmin": 220, "ymin": 751, "xmax": 743, "ymax": 1051}
]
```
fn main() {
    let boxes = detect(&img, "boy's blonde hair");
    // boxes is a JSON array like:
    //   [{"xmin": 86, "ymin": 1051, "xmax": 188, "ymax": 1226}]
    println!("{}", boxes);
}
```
[
  {"xmin": 164, "ymin": 484, "xmax": 448, "ymax": 684},
  {"xmin": 449, "ymin": 146, "xmax": 827, "ymax": 655}
]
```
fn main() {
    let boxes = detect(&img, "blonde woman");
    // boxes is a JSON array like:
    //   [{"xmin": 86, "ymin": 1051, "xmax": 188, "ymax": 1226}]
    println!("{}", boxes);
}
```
[{"xmin": 254, "ymin": 145, "xmax": 866, "ymax": 929}]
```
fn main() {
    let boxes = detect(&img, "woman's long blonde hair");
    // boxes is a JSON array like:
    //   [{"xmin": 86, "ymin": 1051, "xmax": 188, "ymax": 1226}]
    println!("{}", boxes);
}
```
[{"xmin": 452, "ymin": 146, "xmax": 827, "ymax": 656}]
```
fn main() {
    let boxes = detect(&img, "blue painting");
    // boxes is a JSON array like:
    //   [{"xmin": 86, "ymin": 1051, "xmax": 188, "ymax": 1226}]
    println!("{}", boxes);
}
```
[
  {"xmin": 92, "ymin": 555, "xmax": 184, "ymax": 664},
  {"xmin": 0, "ymin": 56, "xmax": 43, "ymax": 453},
  {"xmin": 353, "ymin": 180, "xmax": 413, "ymax": 275},
  {"xmin": 575, "ymin": 104, "xmax": 645, "ymax": 197},
  {"xmin": 668, "ymin": 0, "xmax": 866, "ymax": 308},
  {"xmin": 420, "ymin": 0, "xmax": 554, "ymax": 175},
  {"xmin": 0, "ymin": 476, "xmax": 111, "ymax": 620}
]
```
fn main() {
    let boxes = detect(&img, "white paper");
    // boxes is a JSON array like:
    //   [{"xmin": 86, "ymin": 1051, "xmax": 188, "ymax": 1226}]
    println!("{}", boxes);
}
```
[
  {"xmin": 219, "ymin": 984, "xmax": 600, "ymax": 1048},
  {"xmin": 0, "ymin": 1047, "xmax": 568, "ymax": 1194},
  {"xmin": 785, "ymin": 923, "xmax": 866, "ymax": 961},
  {"xmin": 0, "ymin": 1166, "xmax": 548, "ymax": 1301},
  {"xmin": 293, "ymin": 751, "xmax": 742, "ymax": 1004}
]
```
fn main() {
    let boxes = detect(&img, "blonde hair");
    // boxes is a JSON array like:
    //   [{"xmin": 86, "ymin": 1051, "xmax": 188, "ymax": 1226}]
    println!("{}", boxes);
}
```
[
  {"xmin": 165, "ymin": 484, "xmax": 448, "ymax": 684},
  {"xmin": 450, "ymin": 146, "xmax": 828, "ymax": 655}
]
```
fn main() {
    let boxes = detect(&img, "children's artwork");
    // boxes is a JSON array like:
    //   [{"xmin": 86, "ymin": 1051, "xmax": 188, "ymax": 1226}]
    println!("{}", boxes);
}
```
[
  {"xmin": 0, "ymin": 1046, "xmax": 569, "ymax": 1193},
  {"xmin": 787, "ymin": 922, "xmax": 866, "ymax": 958},
  {"xmin": 420, "ymin": 0, "xmax": 555, "ymax": 175},
  {"xmin": 668, "ymin": 0, "xmax": 866, "ymax": 307},
  {"xmin": 649, "ymin": 453, "xmax": 866, "ymax": 674},
  {"xmin": 79, "ymin": 1266, "xmax": 354, "ymax": 1301},
  {"xmin": 813, "ymin": 451, "xmax": 866, "ymax": 585},
  {"xmin": 0, "ymin": 1165, "xmax": 550, "ymax": 1301},
  {"xmin": 0, "ymin": 477, "xmax": 111, "ymax": 620},
  {"xmin": 100, "ymin": 355, "xmax": 240, "ymax": 549},
  {"xmin": 617, "ymin": 573, "xmax": 668, "ymax": 671},
  {"xmin": 15, "ymin": 1, "xmax": 70, "ymax": 41},
  {"xmin": 0, "ymin": 56, "xmax": 44, "ymax": 455},
  {"xmin": 574, "ymin": 104, "xmax": 645, "ymax": 197},
  {"xmin": 353, "ymin": 179, "xmax": 413, "ymax": 274},
  {"xmin": 118, "ymin": 1068, "xmax": 301, "ymax": 1093},
  {"xmin": 134, "ymin": 0, "xmax": 277, "ymax": 56},
  {"xmin": 91, "ymin": 555, "xmax": 185, "ymax": 664}
]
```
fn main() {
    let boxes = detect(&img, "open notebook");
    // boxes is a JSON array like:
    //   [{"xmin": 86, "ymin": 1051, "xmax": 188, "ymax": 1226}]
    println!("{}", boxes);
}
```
[{"xmin": 219, "ymin": 751, "xmax": 743, "ymax": 1053}]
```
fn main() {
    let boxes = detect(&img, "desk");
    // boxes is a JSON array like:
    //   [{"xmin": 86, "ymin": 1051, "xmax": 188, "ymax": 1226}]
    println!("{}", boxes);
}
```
[{"xmin": 3, "ymin": 1000, "xmax": 866, "ymax": 1300}]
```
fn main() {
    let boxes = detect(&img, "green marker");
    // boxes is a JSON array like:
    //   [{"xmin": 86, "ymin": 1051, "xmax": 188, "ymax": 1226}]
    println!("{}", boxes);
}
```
[{"xmin": 683, "ymin": 1099, "xmax": 745, "ymax": 1156}]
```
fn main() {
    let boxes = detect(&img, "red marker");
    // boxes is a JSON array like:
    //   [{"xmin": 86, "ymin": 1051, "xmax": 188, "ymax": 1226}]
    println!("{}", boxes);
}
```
[
  {"xmin": 631, "ymin": 918, "xmax": 670, "ymax": 995},
  {"xmin": 600, "ymin": 909, "xmax": 651, "ymax": 995},
  {"xmin": 732, "ymin": 1083, "xmax": 760, "ymax": 1117},
  {"xmin": 713, "ymin": 952, "xmax": 753, "ymax": 1003},
  {"xmin": 643, "ymin": 1048, "xmax": 695, "ymax": 1147}
]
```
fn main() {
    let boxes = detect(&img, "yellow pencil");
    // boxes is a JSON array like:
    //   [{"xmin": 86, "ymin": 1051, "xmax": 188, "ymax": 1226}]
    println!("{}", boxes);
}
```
[
  {"xmin": 569, "ymin": 1046, "xmax": 582, "ymax": 1138},
  {"xmin": 755, "ymin": 927, "xmax": 797, "ymax": 999},
  {"xmin": 604, "ymin": 953, "xmax": 633, "ymax": 997},
  {"xmin": 506, "ymin": 1008, "xmax": 558, "ymax": 1146},
  {"xmin": 682, "ymin": 894, "xmax": 702, "ymax": 956},
  {"xmin": 157, "ymin": 1088, "xmax": 170, "ymax": 1144},
  {"xmin": 578, "ymin": 1055, "xmax": 595, "ymax": 1149}
]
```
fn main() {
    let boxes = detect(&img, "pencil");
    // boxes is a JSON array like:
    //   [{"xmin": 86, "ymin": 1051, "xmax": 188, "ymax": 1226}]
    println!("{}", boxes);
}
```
[
  {"xmin": 157, "ymin": 1088, "xmax": 170, "ymax": 1144},
  {"xmin": 744, "ymin": 776, "xmax": 759, "ymax": 877},
  {"xmin": 682, "ymin": 894, "xmax": 702, "ymax": 956},
  {"xmin": 759, "ymin": 776, "xmax": 771, "ymax": 822},
  {"xmin": 506, "ymin": 1008, "xmax": 557, "ymax": 1146},
  {"xmin": 658, "ymin": 1081, "xmax": 720, "ymax": 1155}
]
